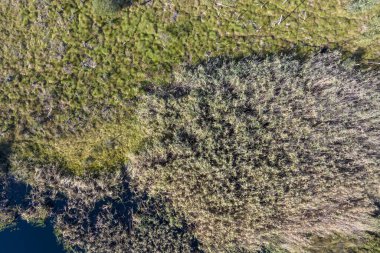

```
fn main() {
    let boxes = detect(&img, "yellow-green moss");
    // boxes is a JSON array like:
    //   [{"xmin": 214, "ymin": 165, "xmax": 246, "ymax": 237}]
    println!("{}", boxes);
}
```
[
  {"xmin": 12, "ymin": 120, "xmax": 144, "ymax": 173},
  {"xmin": 46, "ymin": 122, "xmax": 144, "ymax": 172}
]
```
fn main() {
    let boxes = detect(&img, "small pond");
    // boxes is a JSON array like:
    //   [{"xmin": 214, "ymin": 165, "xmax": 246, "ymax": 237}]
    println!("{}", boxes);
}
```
[{"xmin": 0, "ymin": 220, "xmax": 66, "ymax": 253}]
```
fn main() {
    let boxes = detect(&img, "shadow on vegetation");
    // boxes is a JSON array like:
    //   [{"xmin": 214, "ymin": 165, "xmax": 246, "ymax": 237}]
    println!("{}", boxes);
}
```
[
  {"xmin": 351, "ymin": 47, "xmax": 367, "ymax": 62},
  {"xmin": 0, "ymin": 141, "xmax": 12, "ymax": 173},
  {"xmin": 88, "ymin": 178, "xmax": 135, "ymax": 234},
  {"xmin": 44, "ymin": 192, "xmax": 68, "ymax": 215},
  {"xmin": 0, "ymin": 140, "xmax": 32, "ymax": 211},
  {"xmin": 373, "ymin": 199, "xmax": 380, "ymax": 218},
  {"xmin": 4, "ymin": 177, "xmax": 30, "ymax": 208},
  {"xmin": 121, "ymin": 0, "xmax": 134, "ymax": 8}
]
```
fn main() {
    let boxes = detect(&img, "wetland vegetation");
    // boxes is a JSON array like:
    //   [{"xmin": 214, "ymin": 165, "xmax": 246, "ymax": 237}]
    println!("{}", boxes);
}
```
[{"xmin": 0, "ymin": 0, "xmax": 379, "ymax": 252}]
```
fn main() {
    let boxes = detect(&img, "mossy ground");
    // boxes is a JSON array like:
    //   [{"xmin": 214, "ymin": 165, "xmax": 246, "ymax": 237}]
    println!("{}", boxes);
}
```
[{"xmin": 0, "ymin": 0, "xmax": 379, "ymax": 172}]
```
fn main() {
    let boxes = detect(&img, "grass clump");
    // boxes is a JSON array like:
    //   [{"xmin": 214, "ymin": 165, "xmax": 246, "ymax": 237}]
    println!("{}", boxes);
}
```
[
  {"xmin": 92, "ymin": 0, "xmax": 126, "ymax": 16},
  {"xmin": 348, "ymin": 0, "xmax": 380, "ymax": 12},
  {"xmin": 131, "ymin": 52, "xmax": 380, "ymax": 251}
]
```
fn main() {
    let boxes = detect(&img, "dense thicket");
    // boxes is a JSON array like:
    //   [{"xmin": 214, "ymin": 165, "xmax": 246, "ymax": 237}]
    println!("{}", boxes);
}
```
[{"xmin": 131, "ymin": 52, "xmax": 380, "ymax": 251}]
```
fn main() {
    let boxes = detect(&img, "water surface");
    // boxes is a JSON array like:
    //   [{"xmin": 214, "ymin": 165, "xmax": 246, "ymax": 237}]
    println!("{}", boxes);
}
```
[{"xmin": 0, "ymin": 220, "xmax": 65, "ymax": 253}]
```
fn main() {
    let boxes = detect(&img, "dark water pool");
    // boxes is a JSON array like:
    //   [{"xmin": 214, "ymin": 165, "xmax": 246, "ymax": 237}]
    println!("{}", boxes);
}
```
[{"xmin": 0, "ymin": 220, "xmax": 66, "ymax": 253}]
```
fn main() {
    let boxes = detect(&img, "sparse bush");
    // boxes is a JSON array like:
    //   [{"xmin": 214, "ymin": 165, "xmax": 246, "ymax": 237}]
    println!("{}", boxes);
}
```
[{"xmin": 131, "ymin": 52, "xmax": 380, "ymax": 251}]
